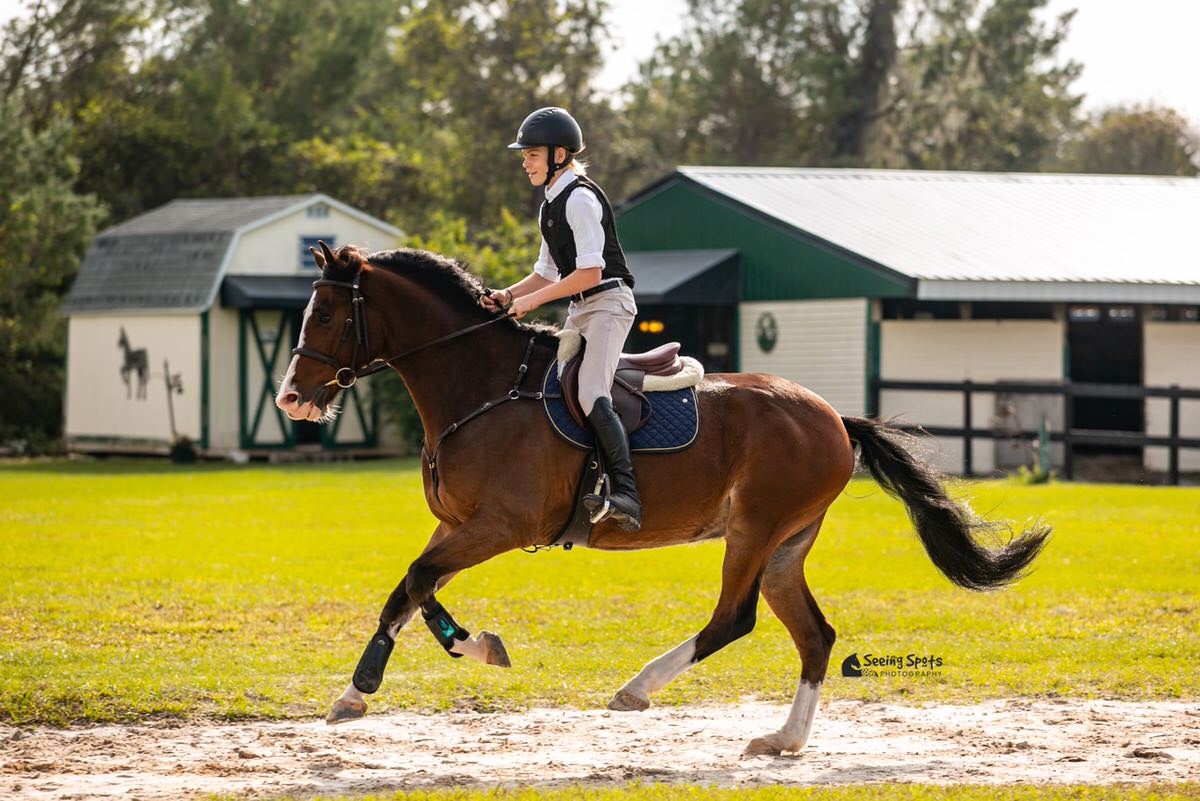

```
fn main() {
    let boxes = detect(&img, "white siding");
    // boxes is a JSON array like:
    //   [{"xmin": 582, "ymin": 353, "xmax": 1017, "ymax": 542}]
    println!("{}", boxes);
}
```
[
  {"xmin": 207, "ymin": 307, "xmax": 241, "ymax": 451},
  {"xmin": 66, "ymin": 315, "xmax": 201, "ymax": 445},
  {"xmin": 879, "ymin": 320, "xmax": 1064, "ymax": 474},
  {"xmin": 1144, "ymin": 323, "xmax": 1200, "ymax": 472},
  {"xmin": 228, "ymin": 205, "xmax": 402, "ymax": 276},
  {"xmin": 738, "ymin": 298, "xmax": 867, "ymax": 415}
]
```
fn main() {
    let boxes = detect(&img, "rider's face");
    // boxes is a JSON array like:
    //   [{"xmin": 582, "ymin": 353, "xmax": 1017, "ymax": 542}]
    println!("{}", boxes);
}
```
[
  {"xmin": 521, "ymin": 147, "xmax": 547, "ymax": 185},
  {"xmin": 521, "ymin": 146, "xmax": 565, "ymax": 186}
]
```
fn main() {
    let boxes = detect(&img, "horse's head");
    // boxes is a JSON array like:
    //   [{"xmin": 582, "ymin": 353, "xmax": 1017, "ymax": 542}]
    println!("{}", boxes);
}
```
[{"xmin": 276, "ymin": 241, "xmax": 373, "ymax": 423}]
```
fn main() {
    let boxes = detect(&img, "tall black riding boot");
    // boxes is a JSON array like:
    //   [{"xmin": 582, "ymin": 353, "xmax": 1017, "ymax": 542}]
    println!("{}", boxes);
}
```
[{"xmin": 583, "ymin": 397, "xmax": 643, "ymax": 531}]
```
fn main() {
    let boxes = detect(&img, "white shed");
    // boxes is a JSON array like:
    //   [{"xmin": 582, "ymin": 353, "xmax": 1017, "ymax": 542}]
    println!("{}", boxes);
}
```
[{"xmin": 61, "ymin": 194, "xmax": 404, "ymax": 457}]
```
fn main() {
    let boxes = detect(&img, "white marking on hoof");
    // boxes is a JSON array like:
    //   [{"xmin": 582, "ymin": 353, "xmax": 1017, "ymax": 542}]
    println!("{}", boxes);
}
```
[
  {"xmin": 612, "ymin": 634, "xmax": 698, "ymax": 707},
  {"xmin": 607, "ymin": 688, "xmax": 650, "ymax": 711},
  {"xmin": 327, "ymin": 683, "xmax": 367, "ymax": 725},
  {"xmin": 448, "ymin": 631, "xmax": 512, "ymax": 667},
  {"xmin": 324, "ymin": 700, "xmax": 364, "ymax": 724},
  {"xmin": 744, "ymin": 731, "xmax": 807, "ymax": 756},
  {"xmin": 746, "ymin": 679, "xmax": 822, "ymax": 753}
]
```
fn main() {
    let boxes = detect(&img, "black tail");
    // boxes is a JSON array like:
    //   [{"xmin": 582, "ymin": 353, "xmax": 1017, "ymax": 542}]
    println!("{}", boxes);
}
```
[{"xmin": 842, "ymin": 415, "xmax": 1050, "ymax": 591}]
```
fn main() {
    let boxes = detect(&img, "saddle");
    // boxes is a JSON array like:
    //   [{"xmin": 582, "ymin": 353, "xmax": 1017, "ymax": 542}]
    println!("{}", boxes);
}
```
[{"xmin": 557, "ymin": 331, "xmax": 692, "ymax": 433}]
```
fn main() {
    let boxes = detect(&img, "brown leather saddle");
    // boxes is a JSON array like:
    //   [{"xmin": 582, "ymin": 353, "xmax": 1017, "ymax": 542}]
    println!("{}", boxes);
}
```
[{"xmin": 559, "ymin": 341, "xmax": 685, "ymax": 433}]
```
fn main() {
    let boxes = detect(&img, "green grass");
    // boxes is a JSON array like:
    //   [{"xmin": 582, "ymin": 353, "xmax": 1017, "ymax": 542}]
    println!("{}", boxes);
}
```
[
  {"xmin": 207, "ymin": 784, "xmax": 1200, "ymax": 801},
  {"xmin": 1, "ymin": 459, "xmax": 1198, "ymax": 725}
]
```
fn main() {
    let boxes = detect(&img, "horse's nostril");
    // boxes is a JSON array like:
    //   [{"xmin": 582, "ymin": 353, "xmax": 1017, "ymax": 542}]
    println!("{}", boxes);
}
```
[{"xmin": 283, "ymin": 391, "xmax": 300, "ymax": 405}]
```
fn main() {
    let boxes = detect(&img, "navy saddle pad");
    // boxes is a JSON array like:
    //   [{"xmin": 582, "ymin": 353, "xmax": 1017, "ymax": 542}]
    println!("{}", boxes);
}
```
[{"xmin": 541, "ymin": 362, "xmax": 700, "ymax": 453}]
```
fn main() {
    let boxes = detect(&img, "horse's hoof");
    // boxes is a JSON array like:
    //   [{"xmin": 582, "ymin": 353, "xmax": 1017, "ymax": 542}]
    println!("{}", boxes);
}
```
[
  {"xmin": 607, "ymin": 689, "xmax": 650, "ymax": 712},
  {"xmin": 743, "ymin": 733, "xmax": 799, "ymax": 757},
  {"xmin": 480, "ymin": 631, "xmax": 512, "ymax": 668},
  {"xmin": 326, "ymin": 697, "xmax": 367, "ymax": 725}
]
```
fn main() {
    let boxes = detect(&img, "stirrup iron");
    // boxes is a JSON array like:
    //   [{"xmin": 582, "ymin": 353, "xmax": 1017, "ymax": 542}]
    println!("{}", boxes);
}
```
[{"xmin": 587, "ymin": 473, "xmax": 611, "ymax": 524}]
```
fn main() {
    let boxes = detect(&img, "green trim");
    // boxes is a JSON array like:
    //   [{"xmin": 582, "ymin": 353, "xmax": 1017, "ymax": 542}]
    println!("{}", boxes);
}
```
[{"xmin": 200, "ymin": 311, "xmax": 210, "ymax": 449}]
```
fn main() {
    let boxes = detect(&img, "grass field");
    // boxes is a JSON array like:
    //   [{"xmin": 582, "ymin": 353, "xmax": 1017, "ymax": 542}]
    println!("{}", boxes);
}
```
[
  {"xmin": 0, "ymin": 458, "xmax": 1197, "ymax": 725},
  {"xmin": 211, "ymin": 785, "xmax": 1200, "ymax": 801}
]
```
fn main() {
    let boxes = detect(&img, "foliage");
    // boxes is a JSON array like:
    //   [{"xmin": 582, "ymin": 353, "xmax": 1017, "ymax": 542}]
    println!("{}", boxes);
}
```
[
  {"xmin": 0, "ymin": 97, "xmax": 104, "ymax": 453},
  {"xmin": 618, "ymin": 0, "xmax": 1084, "ymax": 174},
  {"xmin": 2, "ymin": 464, "xmax": 1198, "ymax": 725},
  {"xmin": 882, "ymin": 0, "xmax": 1083, "ymax": 170},
  {"xmin": 1058, "ymin": 104, "xmax": 1200, "ymax": 176}
]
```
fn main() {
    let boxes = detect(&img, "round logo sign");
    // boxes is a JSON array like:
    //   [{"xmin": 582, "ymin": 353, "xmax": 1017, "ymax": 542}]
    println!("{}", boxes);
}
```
[{"xmin": 755, "ymin": 312, "xmax": 778, "ymax": 353}]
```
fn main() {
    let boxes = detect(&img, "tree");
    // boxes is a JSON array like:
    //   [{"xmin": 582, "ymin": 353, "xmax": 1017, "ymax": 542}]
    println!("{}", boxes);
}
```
[
  {"xmin": 1058, "ymin": 104, "xmax": 1199, "ymax": 177},
  {"xmin": 0, "ymin": 98, "xmax": 104, "ymax": 452},
  {"xmin": 882, "ymin": 0, "xmax": 1082, "ymax": 171},
  {"xmin": 619, "ymin": 0, "xmax": 1083, "ymax": 174}
]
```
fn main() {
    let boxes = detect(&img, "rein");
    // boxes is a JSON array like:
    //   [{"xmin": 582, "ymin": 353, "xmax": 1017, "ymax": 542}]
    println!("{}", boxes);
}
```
[{"xmin": 292, "ymin": 276, "xmax": 512, "ymax": 390}]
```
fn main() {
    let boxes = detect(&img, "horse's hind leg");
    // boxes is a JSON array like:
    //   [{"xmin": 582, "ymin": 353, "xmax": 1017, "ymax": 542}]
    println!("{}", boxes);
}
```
[
  {"xmin": 745, "ymin": 515, "xmax": 834, "ymax": 755},
  {"xmin": 608, "ymin": 533, "xmax": 770, "ymax": 711}
]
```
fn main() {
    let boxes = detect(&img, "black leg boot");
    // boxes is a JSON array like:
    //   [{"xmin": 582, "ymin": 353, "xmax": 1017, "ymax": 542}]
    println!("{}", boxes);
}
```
[{"xmin": 583, "ymin": 397, "xmax": 643, "ymax": 531}]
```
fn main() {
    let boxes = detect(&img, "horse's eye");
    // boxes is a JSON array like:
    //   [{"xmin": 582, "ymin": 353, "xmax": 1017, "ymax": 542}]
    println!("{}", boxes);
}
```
[{"xmin": 317, "ymin": 312, "xmax": 332, "ymax": 325}]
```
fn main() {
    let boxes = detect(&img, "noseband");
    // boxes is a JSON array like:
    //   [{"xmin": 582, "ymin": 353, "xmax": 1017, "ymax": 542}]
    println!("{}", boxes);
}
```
[{"xmin": 291, "ymin": 276, "xmax": 510, "ymax": 390}]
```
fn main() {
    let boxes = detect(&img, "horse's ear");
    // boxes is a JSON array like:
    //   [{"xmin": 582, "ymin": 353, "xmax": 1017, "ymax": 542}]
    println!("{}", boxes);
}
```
[
  {"xmin": 319, "ymin": 240, "xmax": 336, "ymax": 270},
  {"xmin": 309, "ymin": 246, "xmax": 326, "ymax": 270}
]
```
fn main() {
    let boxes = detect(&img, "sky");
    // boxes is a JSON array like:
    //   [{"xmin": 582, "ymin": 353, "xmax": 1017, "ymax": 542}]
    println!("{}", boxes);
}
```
[{"xmin": 2, "ymin": 0, "xmax": 1198, "ymax": 123}]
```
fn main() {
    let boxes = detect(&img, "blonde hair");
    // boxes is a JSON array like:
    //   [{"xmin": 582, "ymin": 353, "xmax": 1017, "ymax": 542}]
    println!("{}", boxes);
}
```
[{"xmin": 570, "ymin": 158, "xmax": 588, "ymax": 176}]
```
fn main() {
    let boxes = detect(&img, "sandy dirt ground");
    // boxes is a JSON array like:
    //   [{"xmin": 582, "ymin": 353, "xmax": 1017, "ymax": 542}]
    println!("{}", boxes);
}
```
[{"xmin": 2, "ymin": 699, "xmax": 1198, "ymax": 799}]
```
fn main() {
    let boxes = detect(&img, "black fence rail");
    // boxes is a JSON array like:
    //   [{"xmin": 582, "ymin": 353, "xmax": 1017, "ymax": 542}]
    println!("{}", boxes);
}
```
[{"xmin": 869, "ymin": 379, "xmax": 1200, "ymax": 485}]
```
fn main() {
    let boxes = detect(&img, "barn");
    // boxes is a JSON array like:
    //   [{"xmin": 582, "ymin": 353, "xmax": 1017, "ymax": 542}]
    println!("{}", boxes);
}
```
[
  {"xmin": 61, "ymin": 194, "xmax": 404, "ymax": 457},
  {"xmin": 616, "ymin": 168, "xmax": 1200, "ymax": 479}
]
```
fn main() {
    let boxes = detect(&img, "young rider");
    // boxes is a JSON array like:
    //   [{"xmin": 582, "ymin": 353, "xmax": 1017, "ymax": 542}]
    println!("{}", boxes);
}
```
[{"xmin": 480, "ymin": 107, "xmax": 642, "ymax": 531}]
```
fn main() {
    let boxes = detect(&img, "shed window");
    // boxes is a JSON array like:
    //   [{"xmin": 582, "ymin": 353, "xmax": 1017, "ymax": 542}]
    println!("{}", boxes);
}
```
[{"xmin": 300, "ymin": 236, "xmax": 335, "ymax": 269}]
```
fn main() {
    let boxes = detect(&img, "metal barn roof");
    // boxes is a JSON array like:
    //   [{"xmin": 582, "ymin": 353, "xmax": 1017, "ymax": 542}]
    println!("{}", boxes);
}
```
[
  {"xmin": 62, "ymin": 194, "xmax": 402, "ymax": 315},
  {"xmin": 675, "ymin": 167, "xmax": 1200, "ymax": 302}
]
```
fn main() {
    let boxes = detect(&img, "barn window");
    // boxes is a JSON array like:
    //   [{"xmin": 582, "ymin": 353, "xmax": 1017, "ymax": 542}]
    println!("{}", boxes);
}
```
[
  {"xmin": 972, "ymin": 302, "xmax": 1055, "ymax": 320},
  {"xmin": 1068, "ymin": 305, "xmax": 1101, "ymax": 322},
  {"xmin": 881, "ymin": 299, "xmax": 962, "ymax": 319},
  {"xmin": 300, "ymin": 236, "xmax": 335, "ymax": 269},
  {"xmin": 307, "ymin": 204, "xmax": 330, "ymax": 218}
]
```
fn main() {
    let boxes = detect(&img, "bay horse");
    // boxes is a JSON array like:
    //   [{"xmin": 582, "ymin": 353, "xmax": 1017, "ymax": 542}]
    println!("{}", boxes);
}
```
[{"xmin": 276, "ymin": 242, "xmax": 1049, "ymax": 755}]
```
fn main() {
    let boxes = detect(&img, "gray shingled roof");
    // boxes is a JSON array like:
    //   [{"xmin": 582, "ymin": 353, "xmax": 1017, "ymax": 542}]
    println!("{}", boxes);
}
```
[
  {"xmin": 677, "ymin": 167, "xmax": 1200, "ymax": 302},
  {"xmin": 63, "ymin": 195, "xmax": 355, "ymax": 314}
]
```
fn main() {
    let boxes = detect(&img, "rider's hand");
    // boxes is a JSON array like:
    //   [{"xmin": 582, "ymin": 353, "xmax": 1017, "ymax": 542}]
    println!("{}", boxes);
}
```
[
  {"xmin": 510, "ymin": 295, "xmax": 538, "ymax": 320},
  {"xmin": 480, "ymin": 288, "xmax": 510, "ymax": 312}
]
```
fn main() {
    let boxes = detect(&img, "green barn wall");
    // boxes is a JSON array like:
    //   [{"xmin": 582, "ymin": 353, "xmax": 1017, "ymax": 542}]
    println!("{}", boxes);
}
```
[{"xmin": 617, "ymin": 179, "xmax": 911, "ymax": 302}]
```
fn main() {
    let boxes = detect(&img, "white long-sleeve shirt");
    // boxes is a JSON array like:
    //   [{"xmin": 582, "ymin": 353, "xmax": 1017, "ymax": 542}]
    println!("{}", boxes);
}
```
[{"xmin": 533, "ymin": 167, "xmax": 606, "ymax": 282}]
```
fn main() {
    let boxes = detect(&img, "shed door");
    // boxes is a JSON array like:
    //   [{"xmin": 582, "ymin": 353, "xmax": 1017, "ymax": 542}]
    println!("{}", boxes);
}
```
[{"xmin": 239, "ymin": 309, "xmax": 377, "ymax": 449}]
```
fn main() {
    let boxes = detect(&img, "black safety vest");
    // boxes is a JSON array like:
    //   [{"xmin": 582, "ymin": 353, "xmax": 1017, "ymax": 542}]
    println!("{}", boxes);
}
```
[{"xmin": 538, "ymin": 175, "xmax": 635, "ymax": 288}]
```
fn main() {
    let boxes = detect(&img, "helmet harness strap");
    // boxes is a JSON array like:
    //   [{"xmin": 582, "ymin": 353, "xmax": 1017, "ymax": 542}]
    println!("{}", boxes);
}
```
[{"xmin": 543, "ymin": 144, "xmax": 568, "ymax": 187}]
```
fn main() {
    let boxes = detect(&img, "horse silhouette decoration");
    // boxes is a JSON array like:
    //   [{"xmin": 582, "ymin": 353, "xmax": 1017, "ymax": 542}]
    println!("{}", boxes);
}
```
[
  {"xmin": 117, "ymin": 327, "xmax": 149, "ymax": 400},
  {"xmin": 276, "ymin": 242, "xmax": 1049, "ymax": 755}
]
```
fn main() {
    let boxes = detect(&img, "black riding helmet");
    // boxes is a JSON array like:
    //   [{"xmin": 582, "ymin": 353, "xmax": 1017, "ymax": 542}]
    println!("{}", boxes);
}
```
[{"xmin": 507, "ymin": 107, "xmax": 585, "ymax": 185}]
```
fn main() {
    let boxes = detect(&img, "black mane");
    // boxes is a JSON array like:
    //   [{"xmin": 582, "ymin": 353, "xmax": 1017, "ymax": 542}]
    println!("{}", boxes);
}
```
[{"xmin": 361, "ymin": 247, "xmax": 560, "ymax": 344}]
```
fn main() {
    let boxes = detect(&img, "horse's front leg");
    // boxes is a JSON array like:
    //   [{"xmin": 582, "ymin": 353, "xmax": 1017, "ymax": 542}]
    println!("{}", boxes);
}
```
[{"xmin": 327, "ymin": 516, "xmax": 525, "ymax": 724}]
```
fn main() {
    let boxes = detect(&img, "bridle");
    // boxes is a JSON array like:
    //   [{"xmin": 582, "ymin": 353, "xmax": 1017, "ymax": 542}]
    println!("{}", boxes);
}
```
[
  {"xmin": 291, "ymin": 275, "xmax": 512, "ymax": 391},
  {"xmin": 291, "ymin": 271, "xmax": 552, "ymax": 512}
]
